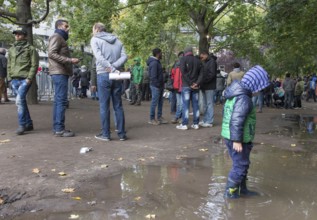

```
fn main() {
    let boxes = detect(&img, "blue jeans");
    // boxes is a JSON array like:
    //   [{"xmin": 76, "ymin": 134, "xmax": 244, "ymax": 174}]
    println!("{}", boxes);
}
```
[
  {"xmin": 97, "ymin": 73, "xmax": 125, "ymax": 138},
  {"xmin": 181, "ymin": 87, "xmax": 199, "ymax": 125},
  {"xmin": 201, "ymin": 89, "xmax": 214, "ymax": 124},
  {"xmin": 52, "ymin": 75, "xmax": 69, "ymax": 132},
  {"xmin": 150, "ymin": 86, "xmax": 164, "ymax": 120},
  {"xmin": 252, "ymin": 91, "xmax": 264, "ymax": 111},
  {"xmin": 175, "ymin": 92, "xmax": 183, "ymax": 119},
  {"xmin": 11, "ymin": 79, "xmax": 32, "ymax": 127},
  {"xmin": 170, "ymin": 90, "xmax": 177, "ymax": 113},
  {"xmin": 284, "ymin": 91, "xmax": 293, "ymax": 109},
  {"xmin": 225, "ymin": 139, "xmax": 253, "ymax": 184}
]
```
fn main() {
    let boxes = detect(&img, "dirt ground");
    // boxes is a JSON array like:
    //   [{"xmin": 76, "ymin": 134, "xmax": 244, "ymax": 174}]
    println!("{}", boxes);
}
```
[{"xmin": 0, "ymin": 98, "xmax": 316, "ymax": 219}]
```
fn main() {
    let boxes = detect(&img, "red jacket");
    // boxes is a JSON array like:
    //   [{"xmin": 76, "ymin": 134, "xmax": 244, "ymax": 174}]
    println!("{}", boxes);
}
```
[{"xmin": 171, "ymin": 66, "xmax": 182, "ymax": 92}]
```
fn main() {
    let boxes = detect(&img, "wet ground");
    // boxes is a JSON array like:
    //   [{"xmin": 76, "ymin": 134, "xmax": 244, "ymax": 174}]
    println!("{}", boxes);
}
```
[{"xmin": 10, "ymin": 113, "xmax": 317, "ymax": 220}]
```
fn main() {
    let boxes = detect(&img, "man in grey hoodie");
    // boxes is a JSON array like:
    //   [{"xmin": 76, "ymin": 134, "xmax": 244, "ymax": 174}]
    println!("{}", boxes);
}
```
[{"xmin": 90, "ymin": 22, "xmax": 128, "ymax": 141}]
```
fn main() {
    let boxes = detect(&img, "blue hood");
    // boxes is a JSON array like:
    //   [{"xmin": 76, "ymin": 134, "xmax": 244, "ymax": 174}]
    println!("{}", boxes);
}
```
[{"xmin": 224, "ymin": 81, "xmax": 252, "ymax": 99}]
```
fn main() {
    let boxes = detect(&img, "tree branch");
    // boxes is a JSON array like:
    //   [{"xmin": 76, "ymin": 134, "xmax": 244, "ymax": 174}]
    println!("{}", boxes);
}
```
[
  {"xmin": 0, "ymin": 0, "xmax": 51, "ymax": 25},
  {"xmin": 116, "ymin": 0, "xmax": 161, "ymax": 11}
]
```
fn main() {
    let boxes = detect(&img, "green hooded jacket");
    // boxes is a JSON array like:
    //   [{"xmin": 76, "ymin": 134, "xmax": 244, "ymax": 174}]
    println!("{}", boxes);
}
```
[
  {"xmin": 8, "ymin": 40, "xmax": 39, "ymax": 81},
  {"xmin": 132, "ymin": 57, "xmax": 143, "ymax": 84}
]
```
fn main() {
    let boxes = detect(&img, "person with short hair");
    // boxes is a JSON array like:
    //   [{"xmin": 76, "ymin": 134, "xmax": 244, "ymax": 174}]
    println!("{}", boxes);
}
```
[
  {"xmin": 147, "ymin": 48, "xmax": 167, "ymax": 125},
  {"xmin": 282, "ymin": 72, "xmax": 295, "ymax": 109},
  {"xmin": 0, "ymin": 48, "xmax": 7, "ymax": 104},
  {"xmin": 48, "ymin": 19, "xmax": 81, "ymax": 137},
  {"xmin": 227, "ymin": 62, "xmax": 245, "ymax": 86},
  {"xmin": 90, "ymin": 22, "xmax": 128, "ymax": 141},
  {"xmin": 7, "ymin": 27, "xmax": 39, "ymax": 135}
]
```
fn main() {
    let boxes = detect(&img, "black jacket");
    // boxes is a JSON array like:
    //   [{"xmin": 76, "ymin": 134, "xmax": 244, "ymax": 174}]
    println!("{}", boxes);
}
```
[
  {"xmin": 147, "ymin": 56, "xmax": 164, "ymax": 88},
  {"xmin": 180, "ymin": 53, "xmax": 203, "ymax": 87},
  {"xmin": 201, "ymin": 56, "xmax": 217, "ymax": 90},
  {"xmin": 0, "ymin": 53, "xmax": 7, "ymax": 78}
]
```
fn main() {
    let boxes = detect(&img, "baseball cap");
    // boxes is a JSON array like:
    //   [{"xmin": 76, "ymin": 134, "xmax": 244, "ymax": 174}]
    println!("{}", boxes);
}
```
[{"xmin": 12, "ymin": 27, "xmax": 28, "ymax": 35}]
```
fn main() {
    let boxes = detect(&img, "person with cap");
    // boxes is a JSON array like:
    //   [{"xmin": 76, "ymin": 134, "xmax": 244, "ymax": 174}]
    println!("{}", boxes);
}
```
[
  {"xmin": 176, "ymin": 46, "xmax": 204, "ymax": 130},
  {"xmin": 7, "ymin": 27, "xmax": 39, "ymax": 135},
  {"xmin": 221, "ymin": 65, "xmax": 270, "ymax": 199},
  {"xmin": 130, "ymin": 57, "xmax": 143, "ymax": 105},
  {"xmin": 0, "ymin": 48, "xmax": 7, "ymax": 104},
  {"xmin": 48, "ymin": 19, "xmax": 81, "ymax": 137}
]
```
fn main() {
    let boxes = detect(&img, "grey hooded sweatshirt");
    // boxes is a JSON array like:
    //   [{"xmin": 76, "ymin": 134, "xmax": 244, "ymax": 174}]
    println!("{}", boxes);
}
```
[{"xmin": 90, "ymin": 32, "xmax": 127, "ymax": 73}]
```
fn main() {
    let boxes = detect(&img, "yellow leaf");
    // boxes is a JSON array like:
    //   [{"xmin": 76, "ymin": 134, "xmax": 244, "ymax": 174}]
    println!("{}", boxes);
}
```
[
  {"xmin": 260, "ymin": 142, "xmax": 264, "ymax": 145},
  {"xmin": 134, "ymin": 196, "xmax": 141, "ymax": 201},
  {"xmin": 291, "ymin": 144, "xmax": 296, "ymax": 147},
  {"xmin": 118, "ymin": 157, "xmax": 123, "ymax": 161},
  {"xmin": 176, "ymin": 155, "xmax": 187, "ymax": 160},
  {"xmin": 145, "ymin": 214, "xmax": 156, "ymax": 219},
  {"xmin": 0, "ymin": 139, "xmax": 10, "ymax": 143},
  {"xmin": 72, "ymin": 197, "xmax": 81, "ymax": 200},
  {"xmin": 51, "ymin": 169, "xmax": 56, "ymax": 172},
  {"xmin": 69, "ymin": 214, "xmax": 79, "ymax": 219},
  {"xmin": 138, "ymin": 158, "xmax": 145, "ymax": 162},
  {"xmin": 149, "ymin": 156, "xmax": 155, "ymax": 159},
  {"xmin": 0, "ymin": 197, "xmax": 4, "ymax": 204},
  {"xmin": 32, "ymin": 168, "xmax": 40, "ymax": 174},
  {"xmin": 62, "ymin": 188, "xmax": 75, "ymax": 193},
  {"xmin": 101, "ymin": 164, "xmax": 109, "ymax": 168},
  {"xmin": 199, "ymin": 148, "xmax": 208, "ymax": 152},
  {"xmin": 58, "ymin": 172, "xmax": 67, "ymax": 176}
]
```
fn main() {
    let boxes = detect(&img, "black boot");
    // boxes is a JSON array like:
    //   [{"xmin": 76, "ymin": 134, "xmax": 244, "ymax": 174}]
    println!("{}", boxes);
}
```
[
  {"xmin": 224, "ymin": 178, "xmax": 240, "ymax": 199},
  {"xmin": 240, "ymin": 177, "xmax": 259, "ymax": 196}
]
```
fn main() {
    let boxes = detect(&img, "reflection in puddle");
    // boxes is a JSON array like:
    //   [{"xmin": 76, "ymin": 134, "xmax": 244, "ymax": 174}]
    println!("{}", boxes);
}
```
[{"xmin": 22, "ymin": 145, "xmax": 317, "ymax": 220}]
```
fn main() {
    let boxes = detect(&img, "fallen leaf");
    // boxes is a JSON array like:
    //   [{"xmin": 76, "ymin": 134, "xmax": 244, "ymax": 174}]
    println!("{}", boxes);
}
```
[
  {"xmin": 62, "ymin": 188, "xmax": 75, "ymax": 193},
  {"xmin": 0, "ymin": 197, "xmax": 4, "ymax": 204},
  {"xmin": 260, "ymin": 142, "xmax": 264, "ymax": 145},
  {"xmin": 138, "ymin": 158, "xmax": 145, "ymax": 162},
  {"xmin": 281, "ymin": 155, "xmax": 288, "ymax": 159},
  {"xmin": 134, "ymin": 196, "xmax": 142, "ymax": 201},
  {"xmin": 72, "ymin": 197, "xmax": 81, "ymax": 200},
  {"xmin": 0, "ymin": 139, "xmax": 10, "ymax": 143},
  {"xmin": 51, "ymin": 169, "xmax": 56, "ymax": 172},
  {"xmin": 176, "ymin": 155, "xmax": 187, "ymax": 160},
  {"xmin": 149, "ymin": 156, "xmax": 155, "ymax": 159},
  {"xmin": 291, "ymin": 144, "xmax": 296, "ymax": 147},
  {"xmin": 32, "ymin": 168, "xmax": 40, "ymax": 174},
  {"xmin": 118, "ymin": 157, "xmax": 123, "ymax": 161},
  {"xmin": 199, "ymin": 148, "xmax": 208, "ymax": 152},
  {"xmin": 145, "ymin": 214, "xmax": 156, "ymax": 219},
  {"xmin": 58, "ymin": 172, "xmax": 67, "ymax": 176},
  {"xmin": 69, "ymin": 214, "xmax": 79, "ymax": 219},
  {"xmin": 101, "ymin": 164, "xmax": 109, "ymax": 168}
]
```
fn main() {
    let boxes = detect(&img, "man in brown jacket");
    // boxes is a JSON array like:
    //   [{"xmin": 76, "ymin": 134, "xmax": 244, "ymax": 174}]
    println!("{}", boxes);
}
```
[{"xmin": 48, "ymin": 19, "xmax": 80, "ymax": 137}]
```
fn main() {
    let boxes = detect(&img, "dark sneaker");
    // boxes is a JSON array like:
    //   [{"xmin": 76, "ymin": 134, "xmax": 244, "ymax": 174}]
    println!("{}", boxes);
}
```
[
  {"xmin": 54, "ymin": 130, "xmax": 75, "ymax": 137},
  {"xmin": 119, "ymin": 136, "xmax": 127, "ymax": 141},
  {"xmin": 25, "ymin": 124, "xmax": 34, "ymax": 131},
  {"xmin": 170, "ymin": 118, "xmax": 178, "ymax": 124},
  {"xmin": 16, "ymin": 126, "xmax": 25, "ymax": 135},
  {"xmin": 158, "ymin": 117, "xmax": 168, "ymax": 124},
  {"xmin": 95, "ymin": 133, "xmax": 110, "ymax": 141}
]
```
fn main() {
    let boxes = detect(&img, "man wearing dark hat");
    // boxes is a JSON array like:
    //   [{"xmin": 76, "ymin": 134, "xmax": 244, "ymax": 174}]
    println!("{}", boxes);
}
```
[
  {"xmin": 7, "ymin": 27, "xmax": 39, "ymax": 135},
  {"xmin": 48, "ymin": 19, "xmax": 80, "ymax": 137}
]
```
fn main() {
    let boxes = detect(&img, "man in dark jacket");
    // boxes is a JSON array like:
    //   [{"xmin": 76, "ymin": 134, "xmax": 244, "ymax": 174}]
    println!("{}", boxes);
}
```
[
  {"xmin": 147, "ymin": 48, "xmax": 166, "ymax": 125},
  {"xmin": 282, "ymin": 73, "xmax": 295, "ymax": 109},
  {"xmin": 0, "ymin": 48, "xmax": 7, "ymax": 104},
  {"xmin": 199, "ymin": 51, "xmax": 217, "ymax": 127},
  {"xmin": 176, "ymin": 46, "xmax": 204, "ymax": 130},
  {"xmin": 48, "ymin": 19, "xmax": 80, "ymax": 137},
  {"xmin": 8, "ymin": 27, "xmax": 39, "ymax": 135}
]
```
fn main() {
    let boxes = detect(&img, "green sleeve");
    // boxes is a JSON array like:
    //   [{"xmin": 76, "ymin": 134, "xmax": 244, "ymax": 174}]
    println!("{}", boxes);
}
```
[{"xmin": 28, "ymin": 47, "xmax": 39, "ymax": 80}]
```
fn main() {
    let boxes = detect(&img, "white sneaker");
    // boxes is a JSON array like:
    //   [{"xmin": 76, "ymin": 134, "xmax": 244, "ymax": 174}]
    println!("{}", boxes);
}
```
[
  {"xmin": 201, "ymin": 123, "xmax": 213, "ymax": 128},
  {"xmin": 198, "ymin": 121, "xmax": 204, "ymax": 126},
  {"xmin": 176, "ymin": 124, "xmax": 188, "ymax": 130},
  {"xmin": 191, "ymin": 124, "xmax": 199, "ymax": 130}
]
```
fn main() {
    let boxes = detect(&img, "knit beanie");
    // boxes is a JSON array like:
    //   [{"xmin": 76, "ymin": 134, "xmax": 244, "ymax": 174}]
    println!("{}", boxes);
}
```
[{"xmin": 241, "ymin": 65, "xmax": 270, "ymax": 93}]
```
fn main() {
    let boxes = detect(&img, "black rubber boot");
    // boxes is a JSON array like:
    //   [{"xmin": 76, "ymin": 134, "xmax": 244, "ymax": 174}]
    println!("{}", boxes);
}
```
[
  {"xmin": 240, "ymin": 177, "xmax": 259, "ymax": 196},
  {"xmin": 224, "ymin": 179, "xmax": 240, "ymax": 199}
]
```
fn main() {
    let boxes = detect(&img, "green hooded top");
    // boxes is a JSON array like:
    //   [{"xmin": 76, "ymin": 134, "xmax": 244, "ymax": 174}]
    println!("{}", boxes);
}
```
[{"xmin": 132, "ymin": 57, "xmax": 143, "ymax": 84}]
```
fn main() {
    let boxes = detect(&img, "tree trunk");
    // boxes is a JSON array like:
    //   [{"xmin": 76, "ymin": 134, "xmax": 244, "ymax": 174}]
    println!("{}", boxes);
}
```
[{"xmin": 16, "ymin": 0, "xmax": 38, "ymax": 104}]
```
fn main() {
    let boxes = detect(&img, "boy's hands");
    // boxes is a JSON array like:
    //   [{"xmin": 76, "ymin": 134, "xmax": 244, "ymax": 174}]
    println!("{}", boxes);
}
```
[{"xmin": 233, "ymin": 142, "xmax": 243, "ymax": 152}]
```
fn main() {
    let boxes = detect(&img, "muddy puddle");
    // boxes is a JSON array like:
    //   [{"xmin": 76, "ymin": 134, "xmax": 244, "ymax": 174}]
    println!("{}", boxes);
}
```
[{"xmin": 11, "ymin": 114, "xmax": 317, "ymax": 220}]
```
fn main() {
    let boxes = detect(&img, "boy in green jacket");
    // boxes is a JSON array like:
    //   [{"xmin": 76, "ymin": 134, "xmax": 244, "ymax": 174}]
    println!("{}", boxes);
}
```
[
  {"xmin": 130, "ymin": 57, "xmax": 143, "ymax": 105},
  {"xmin": 8, "ymin": 27, "xmax": 39, "ymax": 135}
]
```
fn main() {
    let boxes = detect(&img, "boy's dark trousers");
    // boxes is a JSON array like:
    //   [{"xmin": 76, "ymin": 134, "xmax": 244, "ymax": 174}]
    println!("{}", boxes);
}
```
[
  {"xmin": 293, "ymin": 95, "xmax": 302, "ymax": 108},
  {"xmin": 225, "ymin": 139, "xmax": 253, "ymax": 185}
]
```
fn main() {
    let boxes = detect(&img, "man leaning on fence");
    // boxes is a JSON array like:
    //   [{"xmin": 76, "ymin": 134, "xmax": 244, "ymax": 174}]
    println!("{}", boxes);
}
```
[
  {"xmin": 48, "ymin": 19, "xmax": 80, "ymax": 137},
  {"xmin": 7, "ymin": 27, "xmax": 39, "ymax": 135}
]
